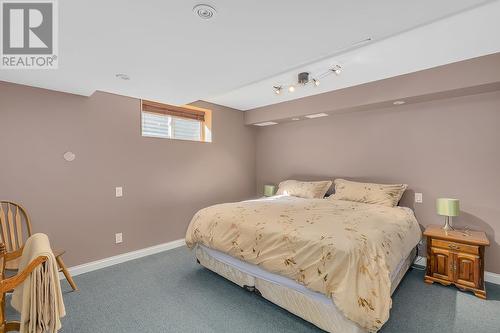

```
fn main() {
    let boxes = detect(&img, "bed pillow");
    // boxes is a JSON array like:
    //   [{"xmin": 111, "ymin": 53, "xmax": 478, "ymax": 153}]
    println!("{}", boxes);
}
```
[
  {"xmin": 329, "ymin": 179, "xmax": 407, "ymax": 207},
  {"xmin": 276, "ymin": 180, "xmax": 332, "ymax": 199}
]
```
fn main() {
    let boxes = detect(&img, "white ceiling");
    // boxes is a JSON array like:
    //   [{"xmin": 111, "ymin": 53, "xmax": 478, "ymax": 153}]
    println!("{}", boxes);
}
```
[
  {"xmin": 213, "ymin": 0, "xmax": 500, "ymax": 110},
  {"xmin": 0, "ymin": 0, "xmax": 497, "ymax": 110}
]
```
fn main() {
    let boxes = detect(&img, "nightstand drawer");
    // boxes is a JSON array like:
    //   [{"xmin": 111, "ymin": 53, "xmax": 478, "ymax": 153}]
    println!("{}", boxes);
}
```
[{"xmin": 431, "ymin": 239, "xmax": 479, "ymax": 255}]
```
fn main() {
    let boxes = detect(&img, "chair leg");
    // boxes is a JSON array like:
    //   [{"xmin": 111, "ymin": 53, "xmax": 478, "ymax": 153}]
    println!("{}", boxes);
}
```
[{"xmin": 56, "ymin": 256, "xmax": 78, "ymax": 291}]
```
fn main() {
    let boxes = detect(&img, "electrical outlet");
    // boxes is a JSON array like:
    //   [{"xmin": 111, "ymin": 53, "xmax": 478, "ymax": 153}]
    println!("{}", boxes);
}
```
[
  {"xmin": 415, "ymin": 192, "xmax": 423, "ymax": 203},
  {"xmin": 115, "ymin": 186, "xmax": 123, "ymax": 197},
  {"xmin": 115, "ymin": 233, "xmax": 123, "ymax": 244}
]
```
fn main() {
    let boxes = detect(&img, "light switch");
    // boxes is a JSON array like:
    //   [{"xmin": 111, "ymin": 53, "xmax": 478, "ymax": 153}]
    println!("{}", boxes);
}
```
[
  {"xmin": 415, "ymin": 192, "xmax": 423, "ymax": 203},
  {"xmin": 115, "ymin": 187, "xmax": 123, "ymax": 197},
  {"xmin": 115, "ymin": 233, "xmax": 123, "ymax": 244}
]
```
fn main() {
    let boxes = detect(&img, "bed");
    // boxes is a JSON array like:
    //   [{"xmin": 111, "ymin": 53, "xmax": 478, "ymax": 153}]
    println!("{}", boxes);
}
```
[{"xmin": 186, "ymin": 195, "xmax": 421, "ymax": 332}]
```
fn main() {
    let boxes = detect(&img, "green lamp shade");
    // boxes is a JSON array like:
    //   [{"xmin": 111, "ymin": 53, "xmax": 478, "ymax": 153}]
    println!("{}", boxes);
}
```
[
  {"xmin": 264, "ymin": 184, "xmax": 277, "ymax": 197},
  {"xmin": 436, "ymin": 198, "xmax": 460, "ymax": 217}
]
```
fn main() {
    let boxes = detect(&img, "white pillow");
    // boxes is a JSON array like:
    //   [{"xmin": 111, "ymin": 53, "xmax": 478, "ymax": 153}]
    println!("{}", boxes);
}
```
[
  {"xmin": 276, "ymin": 180, "xmax": 332, "ymax": 199},
  {"xmin": 329, "ymin": 179, "xmax": 407, "ymax": 207}
]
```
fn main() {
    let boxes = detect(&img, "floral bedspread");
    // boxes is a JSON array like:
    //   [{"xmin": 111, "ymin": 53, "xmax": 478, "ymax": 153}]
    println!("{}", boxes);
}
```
[{"xmin": 186, "ymin": 196, "xmax": 421, "ymax": 331}]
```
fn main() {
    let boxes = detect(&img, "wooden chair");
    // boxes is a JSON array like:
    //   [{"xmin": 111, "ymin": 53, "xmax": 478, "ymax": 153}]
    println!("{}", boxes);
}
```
[
  {"xmin": 0, "ymin": 242, "xmax": 48, "ymax": 333},
  {"xmin": 0, "ymin": 201, "xmax": 77, "ymax": 291}
]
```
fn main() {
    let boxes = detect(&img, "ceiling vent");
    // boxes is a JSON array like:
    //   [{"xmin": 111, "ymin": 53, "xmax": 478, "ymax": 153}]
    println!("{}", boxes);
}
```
[{"xmin": 193, "ymin": 4, "xmax": 217, "ymax": 20}]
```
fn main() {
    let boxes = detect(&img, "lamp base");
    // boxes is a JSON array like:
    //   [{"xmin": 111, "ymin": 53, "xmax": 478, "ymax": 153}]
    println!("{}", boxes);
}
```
[{"xmin": 442, "ymin": 216, "xmax": 455, "ymax": 231}]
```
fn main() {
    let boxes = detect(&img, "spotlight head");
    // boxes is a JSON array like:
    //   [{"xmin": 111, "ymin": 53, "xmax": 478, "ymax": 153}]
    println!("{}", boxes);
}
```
[
  {"xmin": 313, "ymin": 78, "xmax": 320, "ymax": 87},
  {"xmin": 273, "ymin": 85, "xmax": 282, "ymax": 95},
  {"xmin": 331, "ymin": 65, "xmax": 342, "ymax": 75}
]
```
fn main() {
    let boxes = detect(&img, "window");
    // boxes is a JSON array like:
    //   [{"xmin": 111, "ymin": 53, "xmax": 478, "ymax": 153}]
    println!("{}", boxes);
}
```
[{"xmin": 141, "ymin": 100, "xmax": 211, "ymax": 142}]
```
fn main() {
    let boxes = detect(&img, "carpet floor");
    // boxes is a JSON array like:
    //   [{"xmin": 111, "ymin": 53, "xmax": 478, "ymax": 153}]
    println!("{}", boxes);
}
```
[{"xmin": 7, "ymin": 246, "xmax": 500, "ymax": 332}]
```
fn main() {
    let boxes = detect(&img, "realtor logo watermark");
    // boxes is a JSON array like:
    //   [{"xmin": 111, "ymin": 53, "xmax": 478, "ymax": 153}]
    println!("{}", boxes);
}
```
[{"xmin": 1, "ymin": 0, "xmax": 58, "ymax": 69}]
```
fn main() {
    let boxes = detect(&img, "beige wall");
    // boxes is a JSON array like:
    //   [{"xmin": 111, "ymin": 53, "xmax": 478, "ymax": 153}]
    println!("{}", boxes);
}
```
[
  {"xmin": 0, "ymin": 82, "xmax": 256, "ymax": 266},
  {"xmin": 255, "ymin": 90, "xmax": 500, "ymax": 273}
]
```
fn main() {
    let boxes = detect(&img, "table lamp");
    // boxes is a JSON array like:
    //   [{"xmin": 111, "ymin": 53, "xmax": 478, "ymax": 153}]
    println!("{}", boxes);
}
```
[
  {"xmin": 264, "ymin": 184, "xmax": 277, "ymax": 197},
  {"xmin": 436, "ymin": 198, "xmax": 460, "ymax": 231}
]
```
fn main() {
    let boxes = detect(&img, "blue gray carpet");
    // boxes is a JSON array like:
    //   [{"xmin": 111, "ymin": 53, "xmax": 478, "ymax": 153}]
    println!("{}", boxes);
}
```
[{"xmin": 7, "ymin": 246, "xmax": 500, "ymax": 332}]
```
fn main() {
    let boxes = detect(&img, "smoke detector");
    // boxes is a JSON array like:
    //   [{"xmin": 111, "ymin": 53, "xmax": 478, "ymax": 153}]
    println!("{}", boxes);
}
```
[{"xmin": 193, "ymin": 4, "xmax": 217, "ymax": 20}]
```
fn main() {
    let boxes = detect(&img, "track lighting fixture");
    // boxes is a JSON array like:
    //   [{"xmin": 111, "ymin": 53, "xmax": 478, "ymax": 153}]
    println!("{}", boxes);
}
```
[{"xmin": 272, "ymin": 64, "xmax": 342, "ymax": 95}]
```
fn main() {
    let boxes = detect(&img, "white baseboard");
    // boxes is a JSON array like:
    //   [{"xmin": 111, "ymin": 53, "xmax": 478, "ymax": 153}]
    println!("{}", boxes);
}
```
[
  {"xmin": 414, "ymin": 255, "xmax": 427, "ymax": 267},
  {"xmin": 60, "ymin": 238, "xmax": 185, "ymax": 280},
  {"xmin": 414, "ymin": 256, "xmax": 499, "ymax": 285},
  {"xmin": 485, "ymin": 271, "xmax": 500, "ymax": 285}
]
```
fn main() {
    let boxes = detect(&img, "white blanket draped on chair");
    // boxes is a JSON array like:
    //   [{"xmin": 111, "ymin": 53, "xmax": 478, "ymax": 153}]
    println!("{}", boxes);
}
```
[{"xmin": 11, "ymin": 233, "xmax": 66, "ymax": 333}]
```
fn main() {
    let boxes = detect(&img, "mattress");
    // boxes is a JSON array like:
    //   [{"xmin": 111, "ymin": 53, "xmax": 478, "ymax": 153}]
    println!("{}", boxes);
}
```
[{"xmin": 195, "ymin": 244, "xmax": 416, "ymax": 333}]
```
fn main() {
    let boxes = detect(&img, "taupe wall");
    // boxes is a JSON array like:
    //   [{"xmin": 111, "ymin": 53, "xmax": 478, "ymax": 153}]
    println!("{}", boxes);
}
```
[
  {"xmin": 2, "ymin": 73, "xmax": 500, "ymax": 275},
  {"xmin": 0, "ymin": 82, "xmax": 256, "ymax": 266},
  {"xmin": 256, "ymin": 90, "xmax": 500, "ymax": 273}
]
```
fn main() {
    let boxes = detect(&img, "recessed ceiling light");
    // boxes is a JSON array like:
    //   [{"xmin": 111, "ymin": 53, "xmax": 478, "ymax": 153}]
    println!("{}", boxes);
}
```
[
  {"xmin": 254, "ymin": 122, "xmax": 278, "ymax": 127},
  {"xmin": 393, "ymin": 100, "xmax": 406, "ymax": 105},
  {"xmin": 115, "ymin": 73, "xmax": 130, "ymax": 80},
  {"xmin": 291, "ymin": 118, "xmax": 300, "ymax": 121},
  {"xmin": 193, "ymin": 4, "xmax": 217, "ymax": 20},
  {"xmin": 305, "ymin": 113, "xmax": 328, "ymax": 119},
  {"xmin": 288, "ymin": 85, "xmax": 295, "ymax": 93}
]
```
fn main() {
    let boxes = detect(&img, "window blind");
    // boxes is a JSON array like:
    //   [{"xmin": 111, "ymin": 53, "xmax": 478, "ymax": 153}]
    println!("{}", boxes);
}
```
[
  {"xmin": 142, "ymin": 112, "xmax": 202, "ymax": 141},
  {"xmin": 172, "ymin": 117, "xmax": 202, "ymax": 141},
  {"xmin": 141, "ymin": 111, "xmax": 171, "ymax": 138}
]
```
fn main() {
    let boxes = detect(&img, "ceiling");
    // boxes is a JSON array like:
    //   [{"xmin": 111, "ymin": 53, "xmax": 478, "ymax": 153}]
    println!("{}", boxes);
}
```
[{"xmin": 0, "ymin": 0, "xmax": 497, "ymax": 110}]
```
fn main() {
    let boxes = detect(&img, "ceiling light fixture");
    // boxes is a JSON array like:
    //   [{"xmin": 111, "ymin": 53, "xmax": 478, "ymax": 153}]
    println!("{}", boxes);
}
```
[
  {"xmin": 305, "ymin": 113, "xmax": 329, "ymax": 119},
  {"xmin": 115, "ymin": 73, "xmax": 130, "ymax": 80},
  {"xmin": 193, "ymin": 4, "xmax": 217, "ymax": 20},
  {"xmin": 254, "ymin": 122, "xmax": 278, "ymax": 126},
  {"xmin": 273, "ymin": 65, "xmax": 342, "ymax": 95},
  {"xmin": 393, "ymin": 100, "xmax": 406, "ymax": 105},
  {"xmin": 291, "ymin": 118, "xmax": 300, "ymax": 121}
]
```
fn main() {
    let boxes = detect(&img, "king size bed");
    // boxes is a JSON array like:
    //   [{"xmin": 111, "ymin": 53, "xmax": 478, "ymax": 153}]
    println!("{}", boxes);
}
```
[{"xmin": 185, "ymin": 179, "xmax": 422, "ymax": 332}]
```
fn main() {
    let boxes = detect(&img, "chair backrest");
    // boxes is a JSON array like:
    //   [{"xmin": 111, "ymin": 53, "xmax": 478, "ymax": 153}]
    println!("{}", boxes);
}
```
[{"xmin": 0, "ymin": 202, "xmax": 33, "ymax": 253}]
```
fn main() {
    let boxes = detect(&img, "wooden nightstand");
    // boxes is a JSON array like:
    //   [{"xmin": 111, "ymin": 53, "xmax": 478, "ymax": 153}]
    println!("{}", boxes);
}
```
[{"xmin": 424, "ymin": 225, "xmax": 490, "ymax": 299}]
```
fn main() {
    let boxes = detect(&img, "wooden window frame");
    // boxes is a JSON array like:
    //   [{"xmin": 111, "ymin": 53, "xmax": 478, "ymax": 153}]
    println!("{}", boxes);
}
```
[
  {"xmin": 142, "ymin": 100, "xmax": 205, "ymax": 121},
  {"xmin": 141, "ymin": 100, "xmax": 212, "ymax": 142}
]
